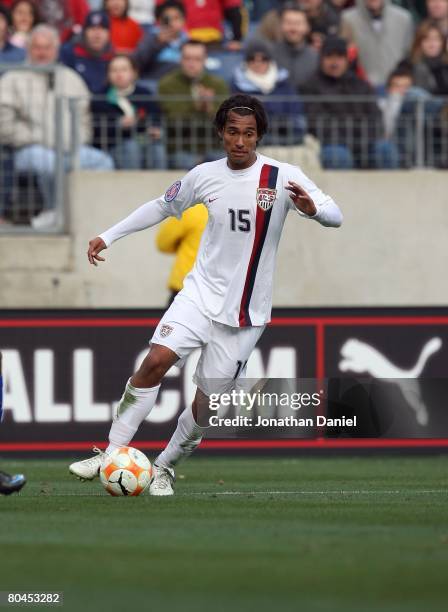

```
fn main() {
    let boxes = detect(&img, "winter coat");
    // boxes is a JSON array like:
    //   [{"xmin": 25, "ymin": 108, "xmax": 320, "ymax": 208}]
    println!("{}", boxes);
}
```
[
  {"xmin": 340, "ymin": 0, "xmax": 414, "ymax": 86},
  {"xmin": 60, "ymin": 38, "xmax": 114, "ymax": 94},
  {"xmin": 91, "ymin": 84, "xmax": 161, "ymax": 149},
  {"xmin": 271, "ymin": 40, "xmax": 319, "ymax": 90},
  {"xmin": 302, "ymin": 68, "xmax": 382, "ymax": 151},
  {"xmin": 413, "ymin": 57, "xmax": 448, "ymax": 96},
  {"xmin": 0, "ymin": 65, "xmax": 91, "ymax": 151}
]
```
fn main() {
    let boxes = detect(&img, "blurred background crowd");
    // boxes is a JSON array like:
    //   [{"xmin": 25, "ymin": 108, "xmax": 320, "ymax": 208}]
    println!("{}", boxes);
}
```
[{"xmin": 0, "ymin": 0, "xmax": 447, "ymax": 227}]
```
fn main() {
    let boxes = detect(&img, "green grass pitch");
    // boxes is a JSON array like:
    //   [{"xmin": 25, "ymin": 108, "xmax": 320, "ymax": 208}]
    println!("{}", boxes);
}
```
[{"xmin": 0, "ymin": 456, "xmax": 447, "ymax": 612}]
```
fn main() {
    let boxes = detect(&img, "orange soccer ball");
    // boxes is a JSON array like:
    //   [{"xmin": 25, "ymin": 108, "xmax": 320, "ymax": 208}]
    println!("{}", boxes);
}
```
[{"xmin": 100, "ymin": 446, "xmax": 152, "ymax": 496}]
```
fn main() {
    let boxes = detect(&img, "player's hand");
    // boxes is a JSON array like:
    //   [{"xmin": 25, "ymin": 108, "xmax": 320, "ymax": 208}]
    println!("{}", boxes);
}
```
[
  {"xmin": 87, "ymin": 237, "xmax": 107, "ymax": 266},
  {"xmin": 285, "ymin": 181, "xmax": 317, "ymax": 217}
]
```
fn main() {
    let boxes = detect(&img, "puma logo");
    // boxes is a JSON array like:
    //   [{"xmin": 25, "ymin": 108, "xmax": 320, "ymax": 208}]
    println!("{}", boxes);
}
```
[
  {"xmin": 339, "ymin": 337, "xmax": 442, "ymax": 378},
  {"xmin": 339, "ymin": 337, "xmax": 443, "ymax": 426}
]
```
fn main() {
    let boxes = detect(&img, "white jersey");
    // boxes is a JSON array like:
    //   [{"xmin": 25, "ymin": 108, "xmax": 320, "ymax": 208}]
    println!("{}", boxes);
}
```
[{"xmin": 100, "ymin": 153, "xmax": 342, "ymax": 328}]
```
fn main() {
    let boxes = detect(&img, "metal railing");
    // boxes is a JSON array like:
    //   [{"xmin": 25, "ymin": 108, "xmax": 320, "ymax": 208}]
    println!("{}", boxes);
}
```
[{"xmin": 0, "ymin": 70, "xmax": 447, "ymax": 233}]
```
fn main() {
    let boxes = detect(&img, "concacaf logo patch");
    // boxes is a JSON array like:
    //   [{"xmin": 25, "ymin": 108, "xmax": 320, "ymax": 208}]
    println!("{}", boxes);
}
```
[
  {"xmin": 160, "ymin": 324, "xmax": 174, "ymax": 338},
  {"xmin": 164, "ymin": 180, "xmax": 181, "ymax": 202},
  {"xmin": 256, "ymin": 188, "xmax": 277, "ymax": 211}
]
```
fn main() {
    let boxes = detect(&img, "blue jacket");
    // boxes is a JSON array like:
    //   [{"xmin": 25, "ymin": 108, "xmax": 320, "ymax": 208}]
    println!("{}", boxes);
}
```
[
  {"xmin": 60, "ymin": 39, "xmax": 114, "ymax": 94},
  {"xmin": 0, "ymin": 42, "xmax": 26, "ymax": 68},
  {"xmin": 231, "ymin": 64, "xmax": 306, "ymax": 142}
]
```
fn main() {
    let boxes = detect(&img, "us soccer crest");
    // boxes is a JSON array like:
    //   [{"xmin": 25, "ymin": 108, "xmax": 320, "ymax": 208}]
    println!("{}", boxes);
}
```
[
  {"xmin": 256, "ymin": 188, "xmax": 277, "ymax": 211},
  {"xmin": 160, "ymin": 324, "xmax": 174, "ymax": 338}
]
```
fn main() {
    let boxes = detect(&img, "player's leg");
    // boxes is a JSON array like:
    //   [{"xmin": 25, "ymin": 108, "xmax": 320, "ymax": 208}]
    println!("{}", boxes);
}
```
[
  {"xmin": 69, "ymin": 344, "xmax": 178, "ymax": 480},
  {"xmin": 152, "ymin": 322, "xmax": 266, "ymax": 494},
  {"xmin": 69, "ymin": 294, "xmax": 209, "ymax": 481},
  {"xmin": 150, "ymin": 387, "xmax": 208, "ymax": 496}
]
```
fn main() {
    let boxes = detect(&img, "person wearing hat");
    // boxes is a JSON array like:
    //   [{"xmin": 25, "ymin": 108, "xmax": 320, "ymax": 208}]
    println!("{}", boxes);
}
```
[
  {"xmin": 231, "ymin": 40, "xmax": 306, "ymax": 144},
  {"xmin": 0, "ymin": 5, "xmax": 25, "ymax": 64},
  {"xmin": 302, "ymin": 36, "xmax": 397, "ymax": 168},
  {"xmin": 60, "ymin": 11, "xmax": 115, "ymax": 94}
]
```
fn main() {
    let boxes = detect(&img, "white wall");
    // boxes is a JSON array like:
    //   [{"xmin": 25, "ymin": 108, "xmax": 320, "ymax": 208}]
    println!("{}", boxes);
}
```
[{"xmin": 0, "ymin": 169, "xmax": 447, "ymax": 308}]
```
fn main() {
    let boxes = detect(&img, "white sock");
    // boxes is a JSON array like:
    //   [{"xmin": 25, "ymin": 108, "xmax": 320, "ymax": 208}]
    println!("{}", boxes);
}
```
[
  {"xmin": 155, "ymin": 405, "xmax": 204, "ymax": 469},
  {"xmin": 106, "ymin": 379, "xmax": 161, "ymax": 454}
]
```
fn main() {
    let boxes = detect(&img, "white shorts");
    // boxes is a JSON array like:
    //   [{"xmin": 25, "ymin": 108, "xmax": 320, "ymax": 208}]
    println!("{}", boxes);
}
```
[{"xmin": 150, "ymin": 293, "xmax": 266, "ymax": 396}]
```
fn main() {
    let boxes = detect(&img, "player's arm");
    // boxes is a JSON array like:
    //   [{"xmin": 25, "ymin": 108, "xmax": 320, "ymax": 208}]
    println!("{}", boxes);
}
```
[
  {"xmin": 286, "ymin": 172, "xmax": 343, "ymax": 228},
  {"xmin": 87, "ymin": 169, "xmax": 202, "ymax": 266}
]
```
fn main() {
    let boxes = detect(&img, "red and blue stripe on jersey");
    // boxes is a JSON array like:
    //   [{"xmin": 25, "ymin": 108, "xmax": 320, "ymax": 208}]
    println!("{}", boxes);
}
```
[{"xmin": 238, "ymin": 163, "xmax": 279, "ymax": 327}]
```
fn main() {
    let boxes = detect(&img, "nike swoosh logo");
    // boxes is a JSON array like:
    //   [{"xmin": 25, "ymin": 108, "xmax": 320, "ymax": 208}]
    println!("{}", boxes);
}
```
[{"xmin": 208, "ymin": 197, "xmax": 219, "ymax": 203}]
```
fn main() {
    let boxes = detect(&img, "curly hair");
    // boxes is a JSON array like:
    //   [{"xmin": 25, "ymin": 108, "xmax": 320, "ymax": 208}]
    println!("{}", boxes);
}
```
[{"xmin": 214, "ymin": 94, "xmax": 269, "ymax": 142}]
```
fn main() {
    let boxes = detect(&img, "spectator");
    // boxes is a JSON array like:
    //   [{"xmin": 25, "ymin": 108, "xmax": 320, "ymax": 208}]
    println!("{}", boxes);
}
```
[
  {"xmin": 378, "ymin": 63, "xmax": 414, "ymax": 166},
  {"xmin": 0, "ymin": 5, "xmax": 25, "ymax": 64},
  {"xmin": 328, "ymin": 0, "xmax": 354, "ymax": 14},
  {"xmin": 158, "ymin": 40, "xmax": 229, "ymax": 168},
  {"xmin": 249, "ymin": 0, "xmax": 279, "ymax": 23},
  {"xmin": 128, "ymin": 0, "xmax": 156, "ymax": 27},
  {"xmin": 178, "ymin": 0, "xmax": 243, "ymax": 49},
  {"xmin": 257, "ymin": 0, "xmax": 300, "ymax": 43},
  {"xmin": 379, "ymin": 61, "xmax": 443, "ymax": 166},
  {"xmin": 156, "ymin": 204, "xmax": 208, "ymax": 304},
  {"xmin": 60, "ymin": 11, "xmax": 115, "ymax": 94},
  {"xmin": 270, "ymin": 5, "xmax": 319, "ymax": 89},
  {"xmin": 302, "ymin": 36, "xmax": 396, "ymax": 169},
  {"xmin": 133, "ymin": 0, "xmax": 187, "ymax": 82},
  {"xmin": 425, "ymin": 0, "xmax": 448, "ymax": 37},
  {"xmin": 231, "ymin": 40, "xmax": 306, "ymax": 143},
  {"xmin": 257, "ymin": 0, "xmax": 339, "ymax": 42},
  {"xmin": 340, "ymin": 0, "xmax": 414, "ymax": 89},
  {"xmin": 0, "ymin": 25, "xmax": 114, "ymax": 229},
  {"xmin": 300, "ymin": 0, "xmax": 340, "ymax": 37},
  {"xmin": 9, "ymin": 0, "xmax": 40, "ymax": 49},
  {"xmin": 91, "ymin": 54, "xmax": 166, "ymax": 168},
  {"xmin": 39, "ymin": 1, "xmax": 90, "ymax": 43},
  {"xmin": 104, "ymin": 0, "xmax": 144, "ymax": 52},
  {"xmin": 411, "ymin": 21, "xmax": 448, "ymax": 94}
]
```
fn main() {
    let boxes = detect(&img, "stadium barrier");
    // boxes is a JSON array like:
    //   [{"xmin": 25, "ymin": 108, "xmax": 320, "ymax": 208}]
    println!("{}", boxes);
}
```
[{"xmin": 0, "ymin": 307, "xmax": 447, "ymax": 455}]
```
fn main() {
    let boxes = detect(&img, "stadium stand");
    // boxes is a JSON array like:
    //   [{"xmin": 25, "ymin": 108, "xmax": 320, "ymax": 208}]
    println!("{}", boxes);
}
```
[{"xmin": 0, "ymin": 0, "xmax": 447, "ymax": 229}]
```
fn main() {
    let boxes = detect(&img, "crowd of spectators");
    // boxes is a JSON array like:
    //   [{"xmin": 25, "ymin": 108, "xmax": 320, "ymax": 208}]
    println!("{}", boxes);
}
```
[{"xmin": 1, "ymin": 0, "xmax": 448, "ymax": 225}]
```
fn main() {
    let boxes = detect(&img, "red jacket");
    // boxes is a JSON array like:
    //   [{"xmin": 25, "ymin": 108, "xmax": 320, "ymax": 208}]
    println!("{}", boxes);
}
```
[
  {"xmin": 109, "ymin": 15, "xmax": 143, "ymax": 53},
  {"xmin": 156, "ymin": 0, "xmax": 241, "ymax": 36}
]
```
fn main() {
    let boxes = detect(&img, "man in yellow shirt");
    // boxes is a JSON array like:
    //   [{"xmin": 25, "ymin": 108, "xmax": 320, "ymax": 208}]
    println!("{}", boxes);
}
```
[{"xmin": 156, "ymin": 203, "xmax": 208, "ymax": 304}]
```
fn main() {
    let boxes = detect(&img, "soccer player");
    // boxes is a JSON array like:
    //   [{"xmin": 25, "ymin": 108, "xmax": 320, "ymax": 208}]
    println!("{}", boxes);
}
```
[{"xmin": 69, "ymin": 94, "xmax": 343, "ymax": 495}]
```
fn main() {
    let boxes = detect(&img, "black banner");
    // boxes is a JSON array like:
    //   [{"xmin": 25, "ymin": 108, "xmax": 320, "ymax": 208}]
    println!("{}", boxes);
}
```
[{"xmin": 1, "ymin": 308, "xmax": 447, "ymax": 453}]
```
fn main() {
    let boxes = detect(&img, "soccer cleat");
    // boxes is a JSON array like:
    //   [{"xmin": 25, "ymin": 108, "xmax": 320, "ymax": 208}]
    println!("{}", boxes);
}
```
[
  {"xmin": 148, "ymin": 464, "xmax": 175, "ymax": 496},
  {"xmin": 69, "ymin": 447, "xmax": 107, "ymax": 481},
  {"xmin": 0, "ymin": 471, "xmax": 26, "ymax": 495}
]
